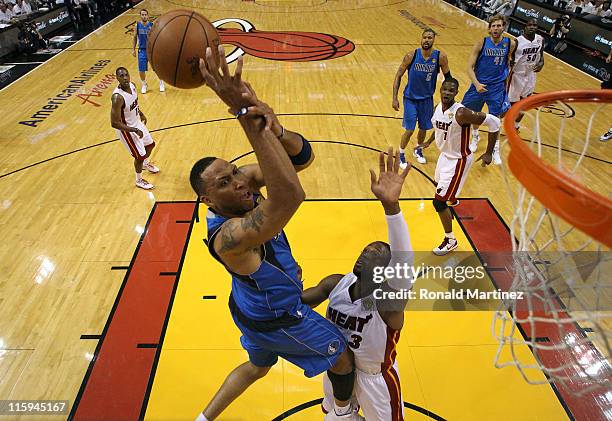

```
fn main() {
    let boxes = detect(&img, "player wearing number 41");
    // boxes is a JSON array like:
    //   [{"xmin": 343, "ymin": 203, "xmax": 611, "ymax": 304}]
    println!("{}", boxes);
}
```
[
  {"xmin": 463, "ymin": 14, "xmax": 516, "ymax": 165},
  {"xmin": 111, "ymin": 67, "xmax": 160, "ymax": 190},
  {"xmin": 507, "ymin": 19, "xmax": 544, "ymax": 131},
  {"xmin": 392, "ymin": 28, "xmax": 451, "ymax": 167},
  {"xmin": 132, "ymin": 9, "xmax": 165, "ymax": 94},
  {"xmin": 421, "ymin": 78, "xmax": 500, "ymax": 255},
  {"xmin": 302, "ymin": 148, "xmax": 413, "ymax": 421}
]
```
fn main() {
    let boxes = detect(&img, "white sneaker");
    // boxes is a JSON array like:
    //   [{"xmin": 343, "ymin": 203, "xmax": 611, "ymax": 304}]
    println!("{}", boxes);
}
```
[
  {"xmin": 600, "ymin": 129, "xmax": 612, "ymax": 142},
  {"xmin": 159, "ymin": 81, "xmax": 165, "ymax": 92},
  {"xmin": 135, "ymin": 178, "xmax": 154, "ymax": 190},
  {"xmin": 433, "ymin": 236, "xmax": 458, "ymax": 256},
  {"xmin": 141, "ymin": 83, "xmax": 147, "ymax": 94},
  {"xmin": 324, "ymin": 407, "xmax": 365, "ymax": 421},
  {"xmin": 492, "ymin": 145, "xmax": 502, "ymax": 165},
  {"xmin": 399, "ymin": 152, "xmax": 408, "ymax": 170},
  {"xmin": 413, "ymin": 147, "xmax": 426, "ymax": 164},
  {"xmin": 143, "ymin": 162, "xmax": 160, "ymax": 173},
  {"xmin": 469, "ymin": 131, "xmax": 479, "ymax": 153}
]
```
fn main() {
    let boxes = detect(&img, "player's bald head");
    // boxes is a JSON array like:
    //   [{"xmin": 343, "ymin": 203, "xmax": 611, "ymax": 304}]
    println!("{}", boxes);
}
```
[{"xmin": 442, "ymin": 77, "xmax": 459, "ymax": 90}]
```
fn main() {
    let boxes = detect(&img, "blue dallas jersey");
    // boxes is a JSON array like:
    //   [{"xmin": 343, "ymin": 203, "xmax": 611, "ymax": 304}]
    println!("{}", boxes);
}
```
[
  {"xmin": 206, "ymin": 193, "xmax": 304, "ymax": 321},
  {"xmin": 403, "ymin": 48, "xmax": 440, "ymax": 100},
  {"xmin": 474, "ymin": 36, "xmax": 512, "ymax": 85},
  {"xmin": 136, "ymin": 21, "xmax": 153, "ymax": 49}
]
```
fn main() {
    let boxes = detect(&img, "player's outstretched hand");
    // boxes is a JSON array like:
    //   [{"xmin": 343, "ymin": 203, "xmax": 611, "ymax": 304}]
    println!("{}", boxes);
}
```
[
  {"xmin": 392, "ymin": 98, "xmax": 400, "ymax": 111},
  {"xmin": 477, "ymin": 152, "xmax": 492, "ymax": 167},
  {"xmin": 370, "ymin": 147, "xmax": 410, "ymax": 205},
  {"xmin": 134, "ymin": 128, "xmax": 143, "ymax": 138},
  {"xmin": 199, "ymin": 46, "xmax": 253, "ymax": 112}
]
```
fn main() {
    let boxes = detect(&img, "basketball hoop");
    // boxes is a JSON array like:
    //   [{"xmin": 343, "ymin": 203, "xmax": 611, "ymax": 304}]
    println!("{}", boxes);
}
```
[{"xmin": 493, "ymin": 90, "xmax": 612, "ymax": 396}]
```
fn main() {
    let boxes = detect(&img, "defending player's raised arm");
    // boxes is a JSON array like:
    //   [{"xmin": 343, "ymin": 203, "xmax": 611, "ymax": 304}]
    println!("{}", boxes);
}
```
[
  {"xmin": 200, "ymin": 47, "xmax": 305, "ymax": 258},
  {"xmin": 467, "ymin": 38, "xmax": 486, "ymax": 92},
  {"xmin": 370, "ymin": 148, "xmax": 413, "ymax": 330},
  {"xmin": 110, "ymin": 93, "xmax": 143, "ymax": 137},
  {"xmin": 392, "ymin": 50, "xmax": 415, "ymax": 111},
  {"xmin": 455, "ymin": 107, "xmax": 500, "ymax": 166},
  {"xmin": 301, "ymin": 274, "xmax": 343, "ymax": 308}
]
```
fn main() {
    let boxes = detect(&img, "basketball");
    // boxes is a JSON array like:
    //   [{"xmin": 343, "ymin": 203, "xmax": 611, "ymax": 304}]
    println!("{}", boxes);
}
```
[{"xmin": 147, "ymin": 10, "xmax": 220, "ymax": 89}]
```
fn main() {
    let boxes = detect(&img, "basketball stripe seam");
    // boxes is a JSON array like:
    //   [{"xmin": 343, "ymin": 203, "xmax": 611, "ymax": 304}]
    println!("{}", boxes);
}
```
[{"xmin": 173, "ymin": 12, "xmax": 195, "ymax": 87}]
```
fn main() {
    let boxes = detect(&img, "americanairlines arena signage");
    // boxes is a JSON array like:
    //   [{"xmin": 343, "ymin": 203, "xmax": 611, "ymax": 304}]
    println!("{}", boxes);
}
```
[{"xmin": 513, "ymin": 0, "xmax": 612, "ymax": 53}]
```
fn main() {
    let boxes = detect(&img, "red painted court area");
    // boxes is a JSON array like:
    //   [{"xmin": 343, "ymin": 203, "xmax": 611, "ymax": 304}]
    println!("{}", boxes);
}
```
[{"xmin": 70, "ymin": 202, "xmax": 195, "ymax": 421}]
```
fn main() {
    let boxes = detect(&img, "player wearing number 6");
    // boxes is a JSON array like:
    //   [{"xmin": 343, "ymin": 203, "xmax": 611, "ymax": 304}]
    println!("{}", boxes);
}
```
[
  {"xmin": 302, "ymin": 148, "xmax": 413, "ymax": 421},
  {"xmin": 463, "ymin": 14, "xmax": 516, "ymax": 165},
  {"xmin": 507, "ymin": 19, "xmax": 544, "ymax": 130}
]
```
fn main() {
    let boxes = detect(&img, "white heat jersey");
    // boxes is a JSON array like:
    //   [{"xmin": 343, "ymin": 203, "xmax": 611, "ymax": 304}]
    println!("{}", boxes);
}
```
[
  {"xmin": 513, "ymin": 34, "xmax": 544, "ymax": 74},
  {"xmin": 431, "ymin": 101, "xmax": 471, "ymax": 159},
  {"xmin": 326, "ymin": 273, "xmax": 400, "ymax": 374},
  {"xmin": 113, "ymin": 82, "xmax": 141, "ymax": 127}
]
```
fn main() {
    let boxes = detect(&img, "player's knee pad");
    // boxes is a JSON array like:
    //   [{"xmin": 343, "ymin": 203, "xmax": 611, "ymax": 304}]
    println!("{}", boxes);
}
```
[
  {"xmin": 326, "ymin": 369, "xmax": 355, "ymax": 402},
  {"xmin": 433, "ymin": 198, "xmax": 448, "ymax": 213}
]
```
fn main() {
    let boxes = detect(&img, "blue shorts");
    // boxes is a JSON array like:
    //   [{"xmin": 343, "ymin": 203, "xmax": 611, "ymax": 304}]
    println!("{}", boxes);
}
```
[
  {"xmin": 402, "ymin": 96, "xmax": 434, "ymax": 131},
  {"xmin": 138, "ymin": 49, "xmax": 148, "ymax": 72},
  {"xmin": 462, "ymin": 82, "xmax": 510, "ymax": 116},
  {"xmin": 231, "ymin": 303, "xmax": 346, "ymax": 378}
]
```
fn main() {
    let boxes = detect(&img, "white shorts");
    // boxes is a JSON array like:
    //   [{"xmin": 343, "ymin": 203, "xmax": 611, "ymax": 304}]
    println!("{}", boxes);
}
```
[
  {"xmin": 508, "ymin": 71, "xmax": 536, "ymax": 103},
  {"xmin": 116, "ymin": 121, "xmax": 154, "ymax": 160},
  {"xmin": 322, "ymin": 363, "xmax": 405, "ymax": 421},
  {"xmin": 434, "ymin": 153, "xmax": 474, "ymax": 201}
]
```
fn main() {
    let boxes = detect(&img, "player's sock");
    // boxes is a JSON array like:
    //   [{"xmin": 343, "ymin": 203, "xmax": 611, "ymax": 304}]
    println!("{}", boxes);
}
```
[
  {"xmin": 143, "ymin": 158, "xmax": 150, "ymax": 165},
  {"xmin": 195, "ymin": 413, "xmax": 209, "ymax": 421},
  {"xmin": 136, "ymin": 172, "xmax": 142, "ymax": 182},
  {"xmin": 399, "ymin": 148, "xmax": 405, "ymax": 155},
  {"xmin": 445, "ymin": 232, "xmax": 456, "ymax": 240},
  {"xmin": 334, "ymin": 402, "xmax": 352, "ymax": 416}
]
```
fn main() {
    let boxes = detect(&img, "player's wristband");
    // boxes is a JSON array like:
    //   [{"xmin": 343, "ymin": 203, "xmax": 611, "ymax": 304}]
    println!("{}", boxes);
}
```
[{"xmin": 235, "ymin": 107, "xmax": 248, "ymax": 119}]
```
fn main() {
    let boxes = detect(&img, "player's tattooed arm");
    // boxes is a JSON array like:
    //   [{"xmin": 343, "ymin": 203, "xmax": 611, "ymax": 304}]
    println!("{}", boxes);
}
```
[
  {"xmin": 301, "ymin": 274, "xmax": 343, "ymax": 308},
  {"xmin": 456, "ymin": 107, "xmax": 499, "ymax": 166},
  {"xmin": 421, "ymin": 131, "xmax": 435, "ymax": 149},
  {"xmin": 392, "ymin": 50, "xmax": 415, "ymax": 110}
]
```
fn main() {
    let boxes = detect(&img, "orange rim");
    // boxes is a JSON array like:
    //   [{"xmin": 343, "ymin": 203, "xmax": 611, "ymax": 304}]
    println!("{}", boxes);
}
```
[{"xmin": 504, "ymin": 90, "xmax": 612, "ymax": 248}]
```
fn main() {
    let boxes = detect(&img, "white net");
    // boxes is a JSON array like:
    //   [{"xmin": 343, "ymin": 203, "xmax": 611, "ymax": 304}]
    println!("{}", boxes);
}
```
[{"xmin": 493, "ymin": 96, "xmax": 612, "ymax": 395}]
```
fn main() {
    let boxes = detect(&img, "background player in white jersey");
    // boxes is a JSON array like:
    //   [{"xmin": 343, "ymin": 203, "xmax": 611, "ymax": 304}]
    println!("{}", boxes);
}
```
[
  {"xmin": 110, "ymin": 67, "xmax": 160, "ymax": 190},
  {"xmin": 507, "ymin": 19, "xmax": 544, "ymax": 131},
  {"xmin": 422, "ymin": 78, "xmax": 500, "ymax": 255},
  {"xmin": 302, "ymin": 148, "xmax": 413, "ymax": 421}
]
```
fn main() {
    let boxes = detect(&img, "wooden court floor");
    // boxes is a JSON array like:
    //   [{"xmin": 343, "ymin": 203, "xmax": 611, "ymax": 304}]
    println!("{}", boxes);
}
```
[{"xmin": 0, "ymin": 0, "xmax": 609, "ymax": 420}]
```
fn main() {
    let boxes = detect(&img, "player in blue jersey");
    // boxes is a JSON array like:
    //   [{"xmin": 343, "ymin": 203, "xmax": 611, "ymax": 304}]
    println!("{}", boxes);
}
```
[
  {"xmin": 393, "ymin": 29, "xmax": 451, "ymax": 167},
  {"xmin": 132, "ymin": 9, "xmax": 165, "ymax": 94},
  {"xmin": 191, "ymin": 47, "xmax": 362, "ymax": 421},
  {"xmin": 463, "ymin": 14, "xmax": 516, "ymax": 165}
]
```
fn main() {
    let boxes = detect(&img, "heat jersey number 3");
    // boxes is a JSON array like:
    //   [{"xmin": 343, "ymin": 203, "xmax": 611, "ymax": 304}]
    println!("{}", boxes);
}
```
[{"xmin": 349, "ymin": 334, "xmax": 363, "ymax": 349}]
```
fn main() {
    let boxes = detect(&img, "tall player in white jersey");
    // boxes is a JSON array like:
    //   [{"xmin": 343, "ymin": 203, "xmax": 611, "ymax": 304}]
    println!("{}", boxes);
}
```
[
  {"xmin": 422, "ymin": 78, "xmax": 500, "ymax": 255},
  {"xmin": 302, "ymin": 149, "xmax": 413, "ymax": 421},
  {"xmin": 507, "ymin": 19, "xmax": 544, "ymax": 130},
  {"xmin": 110, "ymin": 67, "xmax": 160, "ymax": 190}
]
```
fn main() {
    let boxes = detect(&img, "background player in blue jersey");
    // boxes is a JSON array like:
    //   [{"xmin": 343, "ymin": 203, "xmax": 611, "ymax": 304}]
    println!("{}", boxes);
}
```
[
  {"xmin": 463, "ymin": 14, "xmax": 516, "ymax": 165},
  {"xmin": 392, "ymin": 29, "xmax": 451, "ymax": 167},
  {"xmin": 191, "ymin": 47, "xmax": 362, "ymax": 421},
  {"xmin": 132, "ymin": 9, "xmax": 165, "ymax": 94}
]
